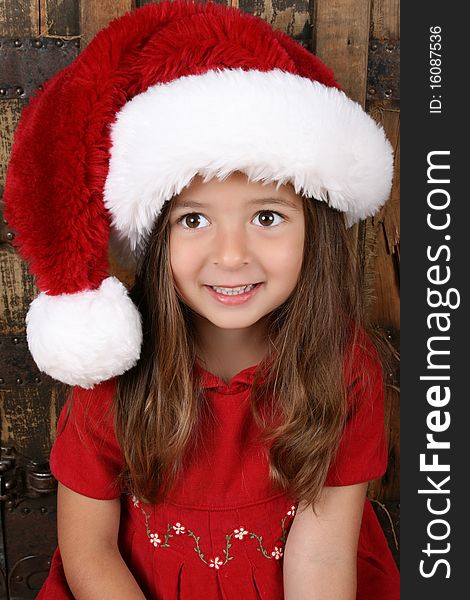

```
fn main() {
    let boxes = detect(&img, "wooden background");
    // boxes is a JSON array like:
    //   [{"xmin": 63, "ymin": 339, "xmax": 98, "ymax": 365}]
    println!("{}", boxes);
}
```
[{"xmin": 0, "ymin": 0, "xmax": 399, "ymax": 597}]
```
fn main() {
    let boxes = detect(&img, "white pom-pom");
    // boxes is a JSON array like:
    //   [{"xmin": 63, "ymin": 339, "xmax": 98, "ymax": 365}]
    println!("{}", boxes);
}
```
[{"xmin": 26, "ymin": 277, "xmax": 142, "ymax": 388}]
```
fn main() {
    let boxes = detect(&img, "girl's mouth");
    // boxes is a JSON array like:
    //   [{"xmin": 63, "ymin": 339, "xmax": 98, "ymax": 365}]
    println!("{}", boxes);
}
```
[{"xmin": 205, "ymin": 283, "xmax": 263, "ymax": 304}]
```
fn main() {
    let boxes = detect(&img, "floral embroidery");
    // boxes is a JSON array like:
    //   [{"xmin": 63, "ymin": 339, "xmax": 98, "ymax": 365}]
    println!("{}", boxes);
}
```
[
  {"xmin": 173, "ymin": 522, "xmax": 186, "ymax": 535},
  {"xmin": 149, "ymin": 532, "xmax": 162, "ymax": 547},
  {"xmin": 130, "ymin": 495, "xmax": 298, "ymax": 571},
  {"xmin": 234, "ymin": 527, "xmax": 248, "ymax": 540},
  {"xmin": 209, "ymin": 557, "xmax": 224, "ymax": 569}
]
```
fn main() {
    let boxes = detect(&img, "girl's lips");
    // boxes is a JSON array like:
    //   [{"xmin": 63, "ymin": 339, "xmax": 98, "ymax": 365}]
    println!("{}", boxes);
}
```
[{"xmin": 204, "ymin": 282, "xmax": 263, "ymax": 305}]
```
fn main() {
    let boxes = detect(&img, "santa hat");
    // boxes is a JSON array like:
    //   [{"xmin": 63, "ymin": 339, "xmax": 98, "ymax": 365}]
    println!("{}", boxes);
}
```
[{"xmin": 4, "ymin": 0, "xmax": 393, "ymax": 389}]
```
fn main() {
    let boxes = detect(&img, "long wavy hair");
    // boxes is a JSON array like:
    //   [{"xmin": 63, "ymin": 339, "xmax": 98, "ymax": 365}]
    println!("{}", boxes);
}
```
[{"xmin": 113, "ymin": 190, "xmax": 378, "ymax": 506}]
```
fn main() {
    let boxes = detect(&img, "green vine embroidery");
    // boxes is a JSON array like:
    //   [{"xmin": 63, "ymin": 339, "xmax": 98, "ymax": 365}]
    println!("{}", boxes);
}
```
[{"xmin": 131, "ymin": 496, "xmax": 297, "ymax": 570}]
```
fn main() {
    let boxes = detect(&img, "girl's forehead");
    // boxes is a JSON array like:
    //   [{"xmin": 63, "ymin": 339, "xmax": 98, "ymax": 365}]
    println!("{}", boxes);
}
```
[
  {"xmin": 173, "ymin": 173, "xmax": 303, "ymax": 209},
  {"xmin": 172, "ymin": 195, "xmax": 302, "ymax": 213}
]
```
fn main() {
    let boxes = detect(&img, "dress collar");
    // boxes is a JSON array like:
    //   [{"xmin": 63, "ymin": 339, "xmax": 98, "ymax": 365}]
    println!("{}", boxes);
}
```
[{"xmin": 194, "ymin": 361, "xmax": 262, "ymax": 390}]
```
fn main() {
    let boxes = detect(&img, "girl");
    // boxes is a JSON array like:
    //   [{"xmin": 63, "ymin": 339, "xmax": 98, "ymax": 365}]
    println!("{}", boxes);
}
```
[{"xmin": 4, "ymin": 1, "xmax": 399, "ymax": 598}]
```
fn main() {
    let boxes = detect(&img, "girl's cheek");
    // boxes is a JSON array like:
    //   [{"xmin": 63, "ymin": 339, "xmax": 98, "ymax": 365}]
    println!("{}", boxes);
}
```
[
  {"xmin": 267, "ymin": 236, "xmax": 304, "ymax": 267},
  {"xmin": 170, "ymin": 244, "xmax": 201, "ymax": 285}
]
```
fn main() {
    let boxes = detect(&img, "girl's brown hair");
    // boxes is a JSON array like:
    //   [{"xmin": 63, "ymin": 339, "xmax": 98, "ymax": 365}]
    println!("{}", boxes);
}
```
[{"xmin": 113, "ymin": 189, "xmax": 379, "ymax": 506}]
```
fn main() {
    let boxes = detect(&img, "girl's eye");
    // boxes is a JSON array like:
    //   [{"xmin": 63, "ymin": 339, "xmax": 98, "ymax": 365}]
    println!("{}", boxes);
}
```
[
  {"xmin": 179, "ymin": 213, "xmax": 210, "ymax": 229},
  {"xmin": 252, "ymin": 211, "xmax": 284, "ymax": 227}
]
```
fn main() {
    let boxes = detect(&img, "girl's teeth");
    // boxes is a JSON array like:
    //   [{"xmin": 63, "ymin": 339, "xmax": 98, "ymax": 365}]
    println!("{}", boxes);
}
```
[{"xmin": 211, "ymin": 284, "xmax": 255, "ymax": 296}]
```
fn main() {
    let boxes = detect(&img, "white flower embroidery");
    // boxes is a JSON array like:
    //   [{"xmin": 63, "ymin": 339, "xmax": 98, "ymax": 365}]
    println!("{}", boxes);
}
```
[
  {"xmin": 131, "ymin": 495, "xmax": 140, "ymax": 507},
  {"xmin": 234, "ymin": 527, "xmax": 248, "ymax": 540},
  {"xmin": 287, "ymin": 505, "xmax": 296, "ymax": 516},
  {"xmin": 149, "ymin": 533, "xmax": 162, "ymax": 547},
  {"xmin": 173, "ymin": 522, "xmax": 186, "ymax": 535},
  {"xmin": 271, "ymin": 546, "xmax": 284, "ymax": 560},
  {"xmin": 209, "ymin": 556, "xmax": 223, "ymax": 569}
]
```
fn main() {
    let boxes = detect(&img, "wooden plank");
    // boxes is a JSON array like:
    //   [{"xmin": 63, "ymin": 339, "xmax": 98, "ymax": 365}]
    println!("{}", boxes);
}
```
[
  {"xmin": 368, "ymin": 0, "xmax": 400, "ymax": 261},
  {"xmin": 0, "ymin": 246, "xmax": 38, "ymax": 335},
  {"xmin": 1, "ymin": 384, "xmax": 68, "ymax": 461},
  {"xmin": 39, "ymin": 0, "xmax": 80, "ymax": 36},
  {"xmin": 366, "ymin": 109, "xmax": 400, "ymax": 503},
  {"xmin": 240, "ymin": 0, "xmax": 311, "ymax": 40},
  {"xmin": 366, "ymin": 0, "xmax": 400, "ymax": 503},
  {"xmin": 0, "ymin": 97, "xmax": 36, "ymax": 336},
  {"xmin": 79, "ymin": 0, "xmax": 135, "ymax": 48},
  {"xmin": 0, "ymin": 0, "xmax": 39, "ymax": 36},
  {"xmin": 314, "ymin": 0, "xmax": 371, "ymax": 104},
  {"xmin": 0, "ymin": 99, "xmax": 24, "ymax": 191},
  {"xmin": 368, "ymin": 108, "xmax": 400, "ymax": 267},
  {"xmin": 371, "ymin": 0, "xmax": 399, "ymax": 39}
]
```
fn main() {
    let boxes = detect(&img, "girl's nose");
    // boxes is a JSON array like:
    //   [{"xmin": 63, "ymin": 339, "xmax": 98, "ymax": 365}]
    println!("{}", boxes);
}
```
[{"xmin": 212, "ymin": 225, "xmax": 249, "ymax": 269}]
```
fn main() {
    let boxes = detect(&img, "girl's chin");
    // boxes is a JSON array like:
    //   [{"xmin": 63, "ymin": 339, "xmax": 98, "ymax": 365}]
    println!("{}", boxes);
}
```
[
  {"xmin": 202, "ymin": 316, "xmax": 263, "ymax": 331},
  {"xmin": 191, "ymin": 307, "xmax": 267, "ymax": 331}
]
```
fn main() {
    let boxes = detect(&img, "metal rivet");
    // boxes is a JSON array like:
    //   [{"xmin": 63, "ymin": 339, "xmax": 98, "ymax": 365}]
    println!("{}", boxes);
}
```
[
  {"xmin": 385, "ymin": 88, "xmax": 393, "ymax": 98},
  {"xmin": 6, "ymin": 231, "xmax": 15, "ymax": 241},
  {"xmin": 35, "ymin": 376, "xmax": 41, "ymax": 384},
  {"xmin": 368, "ymin": 88, "xmax": 376, "ymax": 96},
  {"xmin": 15, "ymin": 87, "xmax": 24, "ymax": 96},
  {"xmin": 388, "ymin": 373, "xmax": 394, "ymax": 379},
  {"xmin": 55, "ymin": 38, "xmax": 64, "ymax": 47},
  {"xmin": 14, "ymin": 39, "xmax": 22, "ymax": 47},
  {"xmin": 75, "ymin": 40, "xmax": 80, "ymax": 48},
  {"xmin": 0, "ymin": 378, "xmax": 4, "ymax": 385},
  {"xmin": 13, "ymin": 338, "xmax": 20, "ymax": 344},
  {"xmin": 0, "ymin": 88, "xmax": 6, "ymax": 96},
  {"xmin": 22, "ymin": 507, "xmax": 30, "ymax": 514},
  {"xmin": 40, "ymin": 506, "xmax": 48, "ymax": 513},
  {"xmin": 34, "ymin": 39, "xmax": 43, "ymax": 48},
  {"xmin": 15, "ymin": 575, "xmax": 23, "ymax": 582},
  {"xmin": 8, "ymin": 506, "xmax": 14, "ymax": 512},
  {"xmin": 47, "ymin": 560, "xmax": 51, "ymax": 567},
  {"xmin": 370, "ymin": 42, "xmax": 378, "ymax": 51},
  {"xmin": 386, "ymin": 43, "xmax": 394, "ymax": 52},
  {"xmin": 16, "ymin": 378, "xmax": 23, "ymax": 385}
]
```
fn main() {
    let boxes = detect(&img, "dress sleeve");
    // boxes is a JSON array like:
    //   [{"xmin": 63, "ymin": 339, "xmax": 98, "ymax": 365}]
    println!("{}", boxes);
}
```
[
  {"xmin": 49, "ymin": 378, "xmax": 125, "ymax": 499},
  {"xmin": 325, "ymin": 329, "xmax": 388, "ymax": 487}
]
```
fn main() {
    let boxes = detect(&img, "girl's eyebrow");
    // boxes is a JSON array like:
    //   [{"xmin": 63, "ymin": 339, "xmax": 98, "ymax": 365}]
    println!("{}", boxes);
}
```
[
  {"xmin": 247, "ymin": 197, "xmax": 300, "ymax": 210},
  {"xmin": 172, "ymin": 199, "xmax": 206, "ymax": 210},
  {"xmin": 172, "ymin": 197, "xmax": 300, "ymax": 210}
]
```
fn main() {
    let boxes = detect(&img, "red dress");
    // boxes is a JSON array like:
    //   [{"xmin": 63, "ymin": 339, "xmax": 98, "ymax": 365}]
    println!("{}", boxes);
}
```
[{"xmin": 38, "ymin": 333, "xmax": 399, "ymax": 599}]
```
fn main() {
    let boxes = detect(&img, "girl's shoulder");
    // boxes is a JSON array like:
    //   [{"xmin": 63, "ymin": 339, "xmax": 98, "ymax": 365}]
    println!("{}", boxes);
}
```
[
  {"xmin": 61, "ymin": 377, "xmax": 118, "ymax": 443},
  {"xmin": 69, "ymin": 377, "xmax": 117, "ymax": 413},
  {"xmin": 345, "ymin": 323, "xmax": 382, "ymax": 375},
  {"xmin": 51, "ymin": 377, "xmax": 124, "ymax": 499},
  {"xmin": 343, "ymin": 324, "xmax": 384, "ymax": 408}
]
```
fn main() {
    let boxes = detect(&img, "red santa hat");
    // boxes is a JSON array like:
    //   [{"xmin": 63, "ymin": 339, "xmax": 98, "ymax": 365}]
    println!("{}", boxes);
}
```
[{"xmin": 4, "ymin": 0, "xmax": 393, "ymax": 389}]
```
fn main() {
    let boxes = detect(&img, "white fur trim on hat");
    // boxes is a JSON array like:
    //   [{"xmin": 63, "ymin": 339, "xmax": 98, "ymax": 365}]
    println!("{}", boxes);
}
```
[
  {"xmin": 26, "ymin": 277, "xmax": 142, "ymax": 388},
  {"xmin": 104, "ymin": 68, "xmax": 393, "ymax": 256}
]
